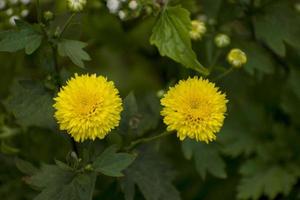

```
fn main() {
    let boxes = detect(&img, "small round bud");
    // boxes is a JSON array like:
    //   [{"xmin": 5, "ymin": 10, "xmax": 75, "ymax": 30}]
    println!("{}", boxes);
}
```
[
  {"xmin": 107, "ymin": 0, "xmax": 120, "ymax": 13},
  {"xmin": 6, "ymin": 8, "xmax": 14, "ymax": 16},
  {"xmin": 295, "ymin": 3, "xmax": 300, "ymax": 12},
  {"xmin": 227, "ymin": 48, "xmax": 247, "ymax": 68},
  {"xmin": 157, "ymin": 90, "xmax": 165, "ymax": 98},
  {"xmin": 128, "ymin": 0, "xmax": 138, "ymax": 10},
  {"xmin": 118, "ymin": 10, "xmax": 126, "ymax": 20},
  {"xmin": 214, "ymin": 34, "xmax": 231, "ymax": 48},
  {"xmin": 20, "ymin": 0, "xmax": 31, "ymax": 5},
  {"xmin": 21, "ymin": 9, "xmax": 29, "ymax": 17},
  {"xmin": 67, "ymin": 0, "xmax": 87, "ymax": 12},
  {"xmin": 0, "ymin": 0, "xmax": 6, "ymax": 10},
  {"xmin": 44, "ymin": 11, "xmax": 54, "ymax": 21},
  {"xmin": 9, "ymin": 15, "xmax": 19, "ymax": 26},
  {"xmin": 190, "ymin": 20, "xmax": 206, "ymax": 40},
  {"xmin": 9, "ymin": 0, "xmax": 18, "ymax": 5}
]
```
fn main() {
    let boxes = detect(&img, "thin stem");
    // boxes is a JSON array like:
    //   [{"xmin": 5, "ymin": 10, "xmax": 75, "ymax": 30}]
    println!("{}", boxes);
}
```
[
  {"xmin": 59, "ymin": 13, "xmax": 76, "ymax": 38},
  {"xmin": 209, "ymin": 49, "xmax": 222, "ymax": 72},
  {"xmin": 36, "ymin": 0, "xmax": 42, "ymax": 23},
  {"xmin": 51, "ymin": 42, "xmax": 79, "ymax": 156},
  {"xmin": 213, "ymin": 67, "xmax": 234, "ymax": 81},
  {"xmin": 125, "ymin": 131, "xmax": 173, "ymax": 151}
]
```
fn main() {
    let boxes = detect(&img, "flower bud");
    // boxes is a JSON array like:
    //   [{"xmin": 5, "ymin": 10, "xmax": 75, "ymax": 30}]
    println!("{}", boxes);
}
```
[
  {"xmin": 9, "ymin": 15, "xmax": 19, "ymax": 26},
  {"xmin": 189, "ymin": 20, "xmax": 206, "ymax": 40},
  {"xmin": 214, "ymin": 34, "xmax": 231, "ymax": 48},
  {"xmin": 44, "ymin": 11, "xmax": 54, "ymax": 21},
  {"xmin": 67, "ymin": 0, "xmax": 87, "ymax": 12},
  {"xmin": 128, "ymin": 0, "xmax": 138, "ymax": 10},
  {"xmin": 227, "ymin": 48, "xmax": 247, "ymax": 68},
  {"xmin": 118, "ymin": 10, "xmax": 126, "ymax": 20},
  {"xmin": 295, "ymin": 3, "xmax": 300, "ymax": 12},
  {"xmin": 107, "ymin": 0, "xmax": 120, "ymax": 13},
  {"xmin": 0, "ymin": 0, "xmax": 6, "ymax": 10}
]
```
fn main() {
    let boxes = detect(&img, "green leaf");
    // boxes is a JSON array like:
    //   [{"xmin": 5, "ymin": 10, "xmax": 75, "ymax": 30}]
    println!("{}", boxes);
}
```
[
  {"xmin": 150, "ymin": 6, "xmax": 208, "ymax": 75},
  {"xmin": 0, "ymin": 20, "xmax": 42, "ymax": 54},
  {"xmin": 182, "ymin": 139, "xmax": 226, "ymax": 179},
  {"xmin": 92, "ymin": 146, "xmax": 136, "ymax": 177},
  {"xmin": 237, "ymin": 159, "xmax": 299, "ymax": 200},
  {"xmin": 238, "ymin": 41, "xmax": 275, "ymax": 75},
  {"xmin": 3, "ymin": 80, "xmax": 56, "ymax": 129},
  {"xmin": 121, "ymin": 150, "xmax": 181, "ymax": 200},
  {"xmin": 58, "ymin": 39, "xmax": 91, "ymax": 68},
  {"xmin": 19, "ymin": 161, "xmax": 96, "ymax": 200},
  {"xmin": 15, "ymin": 158, "xmax": 38, "ymax": 176},
  {"xmin": 253, "ymin": 1, "xmax": 300, "ymax": 56}
]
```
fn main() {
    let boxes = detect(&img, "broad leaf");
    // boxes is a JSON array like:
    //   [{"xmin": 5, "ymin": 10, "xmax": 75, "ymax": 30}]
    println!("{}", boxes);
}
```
[
  {"xmin": 58, "ymin": 39, "xmax": 91, "ymax": 68},
  {"xmin": 0, "ymin": 20, "xmax": 42, "ymax": 55},
  {"xmin": 92, "ymin": 146, "xmax": 136, "ymax": 177},
  {"xmin": 3, "ymin": 80, "xmax": 56, "ymax": 129},
  {"xmin": 253, "ymin": 1, "xmax": 300, "ymax": 56},
  {"xmin": 182, "ymin": 139, "xmax": 226, "ymax": 179},
  {"xmin": 19, "ymin": 162, "xmax": 96, "ymax": 200},
  {"xmin": 121, "ymin": 149, "xmax": 181, "ymax": 200},
  {"xmin": 237, "ymin": 159, "xmax": 300, "ymax": 200},
  {"xmin": 150, "ymin": 6, "xmax": 208, "ymax": 75}
]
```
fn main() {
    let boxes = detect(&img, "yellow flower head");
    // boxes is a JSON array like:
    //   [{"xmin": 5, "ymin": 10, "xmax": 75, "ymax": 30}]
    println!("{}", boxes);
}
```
[
  {"xmin": 190, "ymin": 20, "xmax": 206, "ymax": 40},
  {"xmin": 161, "ymin": 77, "xmax": 228, "ymax": 143},
  {"xmin": 227, "ymin": 48, "xmax": 247, "ymax": 68},
  {"xmin": 53, "ymin": 74, "xmax": 123, "ymax": 142}
]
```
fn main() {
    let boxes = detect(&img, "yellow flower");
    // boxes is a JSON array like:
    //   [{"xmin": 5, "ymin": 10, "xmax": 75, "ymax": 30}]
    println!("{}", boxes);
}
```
[
  {"xmin": 161, "ymin": 77, "xmax": 228, "ymax": 143},
  {"xmin": 227, "ymin": 48, "xmax": 247, "ymax": 68},
  {"xmin": 53, "ymin": 74, "xmax": 123, "ymax": 142},
  {"xmin": 190, "ymin": 20, "xmax": 206, "ymax": 40}
]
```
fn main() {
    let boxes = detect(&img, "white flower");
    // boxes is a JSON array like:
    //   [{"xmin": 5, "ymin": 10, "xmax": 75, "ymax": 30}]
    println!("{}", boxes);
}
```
[
  {"xmin": 6, "ymin": 8, "xmax": 13, "ymax": 16},
  {"xmin": 128, "ymin": 0, "xmax": 138, "ymax": 10},
  {"xmin": 21, "ymin": 9, "xmax": 29, "ymax": 17},
  {"xmin": 214, "ymin": 34, "xmax": 231, "ymax": 48},
  {"xmin": 67, "ymin": 0, "xmax": 87, "ymax": 12},
  {"xmin": 107, "ymin": 0, "xmax": 120, "ymax": 13},
  {"xmin": 9, "ymin": 15, "xmax": 20, "ymax": 26},
  {"xmin": 9, "ymin": 0, "xmax": 18, "ymax": 5},
  {"xmin": 118, "ymin": 10, "xmax": 126, "ymax": 20},
  {"xmin": 0, "ymin": 0, "xmax": 6, "ymax": 10},
  {"xmin": 20, "ymin": 0, "xmax": 31, "ymax": 5}
]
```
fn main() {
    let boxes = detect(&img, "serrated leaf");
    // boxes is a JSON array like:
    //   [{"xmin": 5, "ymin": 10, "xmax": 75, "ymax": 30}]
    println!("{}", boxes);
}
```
[
  {"xmin": 15, "ymin": 158, "xmax": 38, "ymax": 176},
  {"xmin": 58, "ymin": 39, "xmax": 91, "ymax": 68},
  {"xmin": 0, "ymin": 20, "xmax": 42, "ymax": 54},
  {"xmin": 122, "ymin": 150, "xmax": 181, "ymax": 200},
  {"xmin": 3, "ymin": 80, "xmax": 56, "ymax": 129},
  {"xmin": 19, "ymin": 162, "xmax": 96, "ymax": 200},
  {"xmin": 150, "ymin": 6, "xmax": 208, "ymax": 75},
  {"xmin": 237, "ymin": 159, "xmax": 299, "ymax": 200},
  {"xmin": 182, "ymin": 139, "xmax": 226, "ymax": 179},
  {"xmin": 238, "ymin": 41, "xmax": 275, "ymax": 75},
  {"xmin": 253, "ymin": 1, "xmax": 300, "ymax": 56},
  {"xmin": 92, "ymin": 146, "xmax": 136, "ymax": 177}
]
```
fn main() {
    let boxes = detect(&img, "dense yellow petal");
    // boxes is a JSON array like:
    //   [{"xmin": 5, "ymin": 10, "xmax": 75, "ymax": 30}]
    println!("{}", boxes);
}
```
[
  {"xmin": 53, "ymin": 74, "xmax": 123, "ymax": 142},
  {"xmin": 161, "ymin": 77, "xmax": 228, "ymax": 143}
]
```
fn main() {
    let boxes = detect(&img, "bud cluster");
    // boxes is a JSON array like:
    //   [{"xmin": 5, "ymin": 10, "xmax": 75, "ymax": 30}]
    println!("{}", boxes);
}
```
[
  {"xmin": 106, "ymin": 0, "xmax": 154, "ymax": 21},
  {"xmin": 0, "ymin": 0, "xmax": 31, "ymax": 27}
]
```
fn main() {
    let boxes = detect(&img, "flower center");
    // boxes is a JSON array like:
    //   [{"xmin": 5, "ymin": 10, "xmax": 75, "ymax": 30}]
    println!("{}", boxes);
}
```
[{"xmin": 78, "ymin": 96, "xmax": 102, "ymax": 116}]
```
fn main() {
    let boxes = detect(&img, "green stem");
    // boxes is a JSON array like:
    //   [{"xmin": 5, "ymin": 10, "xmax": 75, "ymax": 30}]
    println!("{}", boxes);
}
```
[
  {"xmin": 36, "ymin": 0, "xmax": 42, "ymax": 23},
  {"xmin": 209, "ymin": 49, "xmax": 222, "ymax": 72},
  {"xmin": 213, "ymin": 67, "xmax": 234, "ymax": 81},
  {"xmin": 59, "ymin": 13, "xmax": 76, "ymax": 38},
  {"xmin": 125, "ymin": 131, "xmax": 173, "ymax": 151}
]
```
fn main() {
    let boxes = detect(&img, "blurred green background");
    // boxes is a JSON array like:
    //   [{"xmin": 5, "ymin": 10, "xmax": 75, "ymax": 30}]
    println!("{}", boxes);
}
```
[{"xmin": 1, "ymin": 0, "xmax": 300, "ymax": 199}]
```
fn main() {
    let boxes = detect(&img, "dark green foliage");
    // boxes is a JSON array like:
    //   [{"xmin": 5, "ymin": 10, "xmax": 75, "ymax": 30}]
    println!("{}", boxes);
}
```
[
  {"xmin": 150, "ymin": 6, "xmax": 208, "ymax": 75},
  {"xmin": 121, "ymin": 149, "xmax": 181, "ymax": 200},
  {"xmin": 0, "ymin": 20, "xmax": 42, "ymax": 54},
  {"xmin": 1, "ymin": 0, "xmax": 300, "ymax": 199}
]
